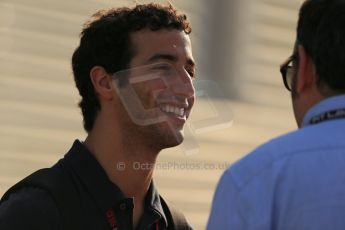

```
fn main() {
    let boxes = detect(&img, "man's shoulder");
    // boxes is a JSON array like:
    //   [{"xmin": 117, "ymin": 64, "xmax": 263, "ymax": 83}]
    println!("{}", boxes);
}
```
[
  {"xmin": 236, "ymin": 120, "xmax": 345, "ymax": 166},
  {"xmin": 225, "ymin": 121, "xmax": 345, "ymax": 189},
  {"xmin": 0, "ymin": 186, "xmax": 58, "ymax": 212},
  {"xmin": 225, "ymin": 129, "xmax": 301, "ymax": 183},
  {"xmin": 0, "ymin": 187, "xmax": 61, "ymax": 229}
]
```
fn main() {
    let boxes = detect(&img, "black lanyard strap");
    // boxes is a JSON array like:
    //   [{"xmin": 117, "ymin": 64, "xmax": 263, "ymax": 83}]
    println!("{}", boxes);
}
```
[{"xmin": 309, "ymin": 108, "xmax": 345, "ymax": 125}]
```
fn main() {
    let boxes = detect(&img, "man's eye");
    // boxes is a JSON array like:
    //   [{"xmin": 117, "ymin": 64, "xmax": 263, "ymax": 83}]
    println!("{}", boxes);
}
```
[{"xmin": 147, "ymin": 65, "xmax": 172, "ymax": 79}]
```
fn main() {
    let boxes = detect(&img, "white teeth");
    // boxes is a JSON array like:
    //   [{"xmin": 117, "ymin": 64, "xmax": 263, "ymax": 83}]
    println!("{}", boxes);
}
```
[
  {"xmin": 161, "ymin": 104, "xmax": 185, "ymax": 117},
  {"xmin": 174, "ymin": 107, "xmax": 179, "ymax": 114}
]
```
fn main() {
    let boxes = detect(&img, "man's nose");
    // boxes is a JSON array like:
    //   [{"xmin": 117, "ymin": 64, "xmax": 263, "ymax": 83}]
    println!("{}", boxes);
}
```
[{"xmin": 169, "ymin": 69, "xmax": 195, "ymax": 99}]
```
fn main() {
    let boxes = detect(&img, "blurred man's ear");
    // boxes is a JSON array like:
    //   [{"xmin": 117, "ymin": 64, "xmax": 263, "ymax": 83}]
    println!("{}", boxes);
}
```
[
  {"xmin": 90, "ymin": 66, "xmax": 114, "ymax": 100},
  {"xmin": 296, "ymin": 45, "xmax": 317, "ymax": 93}
]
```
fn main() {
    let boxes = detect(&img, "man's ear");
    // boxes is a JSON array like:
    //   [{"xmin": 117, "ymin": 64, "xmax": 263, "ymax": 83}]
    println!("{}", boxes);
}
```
[
  {"xmin": 296, "ymin": 45, "xmax": 316, "ymax": 93},
  {"xmin": 90, "ymin": 66, "xmax": 113, "ymax": 100}
]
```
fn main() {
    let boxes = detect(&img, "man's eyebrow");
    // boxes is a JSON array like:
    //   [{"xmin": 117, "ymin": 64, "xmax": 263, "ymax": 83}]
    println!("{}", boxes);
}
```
[
  {"xmin": 146, "ymin": 53, "xmax": 196, "ymax": 67},
  {"xmin": 147, "ymin": 53, "xmax": 177, "ymax": 63}
]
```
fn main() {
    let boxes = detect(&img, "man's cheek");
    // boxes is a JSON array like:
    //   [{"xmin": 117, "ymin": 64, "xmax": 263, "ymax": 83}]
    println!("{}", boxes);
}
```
[{"xmin": 132, "ymin": 79, "xmax": 166, "ymax": 109}]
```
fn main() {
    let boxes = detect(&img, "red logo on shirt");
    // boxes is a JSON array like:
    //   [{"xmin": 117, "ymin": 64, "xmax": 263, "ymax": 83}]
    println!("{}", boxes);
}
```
[{"xmin": 106, "ymin": 209, "xmax": 117, "ymax": 229}]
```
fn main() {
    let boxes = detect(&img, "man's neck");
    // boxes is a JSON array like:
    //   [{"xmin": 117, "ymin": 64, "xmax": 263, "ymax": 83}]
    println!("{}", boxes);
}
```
[
  {"xmin": 83, "ymin": 131, "xmax": 158, "ymax": 193},
  {"xmin": 83, "ymin": 126, "xmax": 159, "ymax": 227}
]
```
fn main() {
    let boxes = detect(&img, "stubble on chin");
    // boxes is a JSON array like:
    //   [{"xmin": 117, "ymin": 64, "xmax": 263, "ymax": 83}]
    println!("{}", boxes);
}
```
[{"xmin": 146, "ymin": 121, "xmax": 185, "ymax": 151}]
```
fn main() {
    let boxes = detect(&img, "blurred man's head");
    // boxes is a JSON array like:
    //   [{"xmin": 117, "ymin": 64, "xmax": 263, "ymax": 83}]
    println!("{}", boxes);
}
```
[
  {"xmin": 72, "ymin": 3, "xmax": 192, "ymax": 131},
  {"xmin": 281, "ymin": 0, "xmax": 345, "ymax": 126}
]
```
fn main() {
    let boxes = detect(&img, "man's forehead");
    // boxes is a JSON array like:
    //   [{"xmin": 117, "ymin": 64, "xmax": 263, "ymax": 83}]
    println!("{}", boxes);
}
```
[
  {"xmin": 145, "ymin": 52, "xmax": 195, "ymax": 66},
  {"xmin": 130, "ymin": 29, "xmax": 193, "ymax": 64}
]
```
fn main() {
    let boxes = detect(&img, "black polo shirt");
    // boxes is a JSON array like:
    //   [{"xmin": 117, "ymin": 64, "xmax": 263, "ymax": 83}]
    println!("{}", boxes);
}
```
[{"xmin": 0, "ymin": 140, "xmax": 169, "ymax": 230}]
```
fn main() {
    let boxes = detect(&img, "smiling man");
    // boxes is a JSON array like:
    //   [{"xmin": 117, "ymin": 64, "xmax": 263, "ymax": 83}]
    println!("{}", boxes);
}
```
[{"xmin": 0, "ymin": 3, "xmax": 195, "ymax": 230}]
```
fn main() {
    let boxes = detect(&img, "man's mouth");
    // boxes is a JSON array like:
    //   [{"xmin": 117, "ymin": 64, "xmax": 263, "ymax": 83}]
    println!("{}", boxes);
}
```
[{"xmin": 159, "ymin": 104, "xmax": 187, "ymax": 120}]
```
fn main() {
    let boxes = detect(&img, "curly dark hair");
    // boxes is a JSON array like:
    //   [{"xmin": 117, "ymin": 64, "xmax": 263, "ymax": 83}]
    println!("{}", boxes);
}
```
[
  {"xmin": 72, "ymin": 3, "xmax": 192, "ymax": 132},
  {"xmin": 297, "ymin": 0, "xmax": 345, "ymax": 95}
]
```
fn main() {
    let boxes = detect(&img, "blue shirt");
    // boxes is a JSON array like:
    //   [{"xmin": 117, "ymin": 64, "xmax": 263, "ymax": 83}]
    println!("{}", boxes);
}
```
[{"xmin": 207, "ymin": 95, "xmax": 345, "ymax": 230}]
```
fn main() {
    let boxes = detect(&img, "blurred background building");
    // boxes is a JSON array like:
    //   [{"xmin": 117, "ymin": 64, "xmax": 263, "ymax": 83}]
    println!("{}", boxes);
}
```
[{"xmin": 0, "ymin": 0, "xmax": 303, "ymax": 228}]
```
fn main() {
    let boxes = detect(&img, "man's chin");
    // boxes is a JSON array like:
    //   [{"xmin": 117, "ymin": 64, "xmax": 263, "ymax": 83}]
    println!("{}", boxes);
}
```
[{"xmin": 158, "ymin": 129, "xmax": 185, "ymax": 150}]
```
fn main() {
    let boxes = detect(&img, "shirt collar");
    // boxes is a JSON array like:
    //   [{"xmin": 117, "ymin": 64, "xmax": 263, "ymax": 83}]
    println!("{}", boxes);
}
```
[
  {"xmin": 145, "ymin": 181, "xmax": 168, "ymax": 227},
  {"xmin": 302, "ymin": 94, "xmax": 345, "ymax": 127},
  {"xmin": 62, "ymin": 140, "xmax": 126, "ymax": 213},
  {"xmin": 62, "ymin": 140, "xmax": 168, "ymax": 227}
]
